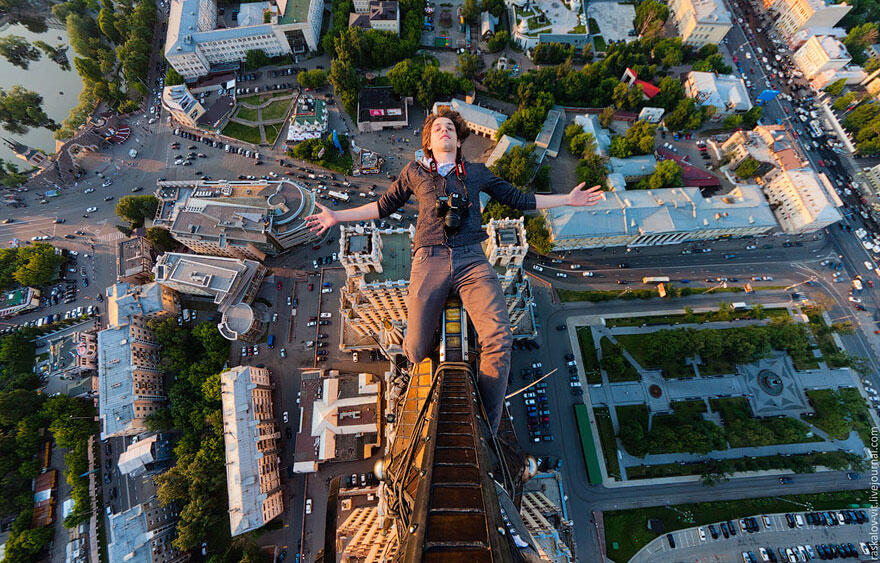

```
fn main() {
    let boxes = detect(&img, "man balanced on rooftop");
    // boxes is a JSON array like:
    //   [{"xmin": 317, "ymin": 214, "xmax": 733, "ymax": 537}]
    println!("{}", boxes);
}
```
[{"xmin": 306, "ymin": 108, "xmax": 603, "ymax": 434}]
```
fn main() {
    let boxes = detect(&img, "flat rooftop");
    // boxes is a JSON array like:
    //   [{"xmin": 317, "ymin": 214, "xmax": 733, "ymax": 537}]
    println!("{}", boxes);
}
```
[
  {"xmin": 278, "ymin": 0, "xmax": 313, "ymax": 25},
  {"xmin": 364, "ymin": 232, "xmax": 412, "ymax": 283}
]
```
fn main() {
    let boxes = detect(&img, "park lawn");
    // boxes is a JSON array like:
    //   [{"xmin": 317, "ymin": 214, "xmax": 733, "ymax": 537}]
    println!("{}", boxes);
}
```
[
  {"xmin": 604, "ymin": 489, "xmax": 871, "ymax": 563},
  {"xmin": 593, "ymin": 407, "xmax": 620, "ymax": 480},
  {"xmin": 699, "ymin": 356, "xmax": 736, "ymax": 376},
  {"xmin": 264, "ymin": 123, "xmax": 284, "ymax": 144},
  {"xmin": 646, "ymin": 400, "xmax": 726, "ymax": 454},
  {"xmin": 261, "ymin": 98, "xmax": 292, "ymax": 121},
  {"xmin": 222, "ymin": 122, "xmax": 262, "ymax": 145},
  {"xmin": 605, "ymin": 307, "xmax": 790, "ymax": 328},
  {"xmin": 234, "ymin": 105, "xmax": 260, "ymax": 122},
  {"xmin": 599, "ymin": 337, "xmax": 641, "ymax": 381},
  {"xmin": 576, "ymin": 326, "xmax": 601, "ymax": 384},
  {"xmin": 624, "ymin": 451, "xmax": 860, "ymax": 480},
  {"xmin": 558, "ymin": 286, "xmax": 744, "ymax": 303},
  {"xmin": 614, "ymin": 333, "xmax": 694, "ymax": 379},
  {"xmin": 709, "ymin": 397, "xmax": 820, "ymax": 447},
  {"xmin": 803, "ymin": 388, "xmax": 873, "ymax": 446},
  {"xmin": 791, "ymin": 353, "xmax": 821, "ymax": 371}
]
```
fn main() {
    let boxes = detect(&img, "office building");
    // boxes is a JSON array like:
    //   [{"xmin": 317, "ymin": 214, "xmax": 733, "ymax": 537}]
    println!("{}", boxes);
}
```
[
  {"xmin": 293, "ymin": 370, "xmax": 381, "ymax": 473},
  {"xmin": 0, "ymin": 286, "xmax": 39, "ymax": 318},
  {"xmin": 220, "ymin": 365, "xmax": 284, "ymax": 535},
  {"xmin": 349, "ymin": 0, "xmax": 399, "ymax": 34},
  {"xmin": 668, "ymin": 0, "xmax": 732, "ymax": 47},
  {"xmin": 108, "ymin": 498, "xmax": 188, "ymax": 563},
  {"xmin": 763, "ymin": 0, "xmax": 851, "ymax": 38},
  {"xmin": 162, "ymin": 85, "xmax": 206, "ymax": 128},
  {"xmin": 98, "ymin": 282, "xmax": 177, "ymax": 439},
  {"xmin": 543, "ymin": 186, "xmax": 777, "ymax": 250},
  {"xmin": 152, "ymin": 253, "xmax": 267, "ymax": 341},
  {"xmin": 165, "ymin": 0, "xmax": 323, "ymax": 81},
  {"xmin": 433, "ymin": 99, "xmax": 508, "ymax": 139},
  {"xmin": 117, "ymin": 236, "xmax": 157, "ymax": 284},
  {"xmin": 761, "ymin": 167, "xmax": 843, "ymax": 233},
  {"xmin": 153, "ymin": 179, "xmax": 318, "ymax": 260},
  {"xmin": 356, "ymin": 87, "xmax": 410, "ymax": 133},
  {"xmin": 286, "ymin": 96, "xmax": 327, "ymax": 142},
  {"xmin": 684, "ymin": 71, "xmax": 753, "ymax": 119}
]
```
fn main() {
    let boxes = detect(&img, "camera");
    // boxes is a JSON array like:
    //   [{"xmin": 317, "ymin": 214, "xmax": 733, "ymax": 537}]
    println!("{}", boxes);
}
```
[{"xmin": 435, "ymin": 191, "xmax": 469, "ymax": 231}]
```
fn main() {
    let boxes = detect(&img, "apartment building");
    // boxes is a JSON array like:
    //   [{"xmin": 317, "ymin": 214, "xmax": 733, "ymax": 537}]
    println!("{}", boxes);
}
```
[
  {"xmin": 152, "ymin": 180, "xmax": 318, "ymax": 260},
  {"xmin": 684, "ymin": 71, "xmax": 753, "ymax": 120},
  {"xmin": 108, "ymin": 498, "xmax": 188, "ymax": 563},
  {"xmin": 98, "ymin": 282, "xmax": 177, "ymax": 439},
  {"xmin": 792, "ymin": 34, "xmax": 852, "ymax": 80},
  {"xmin": 669, "ymin": 0, "xmax": 732, "ymax": 47},
  {"xmin": 152, "ymin": 253, "xmax": 267, "ymax": 341},
  {"xmin": 763, "ymin": 0, "xmax": 851, "ymax": 38},
  {"xmin": 720, "ymin": 124, "xmax": 806, "ymax": 172},
  {"xmin": 220, "ymin": 365, "xmax": 284, "ymax": 536},
  {"xmin": 543, "ymin": 186, "xmax": 777, "ymax": 250},
  {"xmin": 762, "ymin": 167, "xmax": 843, "ymax": 232},
  {"xmin": 165, "ymin": 0, "xmax": 323, "ymax": 81},
  {"xmin": 117, "ymin": 236, "xmax": 157, "ymax": 284}
]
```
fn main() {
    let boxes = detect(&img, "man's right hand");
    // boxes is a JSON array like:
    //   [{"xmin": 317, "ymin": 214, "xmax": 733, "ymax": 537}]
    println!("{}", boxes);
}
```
[{"xmin": 305, "ymin": 202, "xmax": 338, "ymax": 236}]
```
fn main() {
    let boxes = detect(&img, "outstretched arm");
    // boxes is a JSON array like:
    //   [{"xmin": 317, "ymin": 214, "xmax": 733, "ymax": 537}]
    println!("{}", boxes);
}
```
[
  {"xmin": 305, "ymin": 201, "xmax": 380, "ymax": 236},
  {"xmin": 535, "ymin": 183, "xmax": 605, "ymax": 209}
]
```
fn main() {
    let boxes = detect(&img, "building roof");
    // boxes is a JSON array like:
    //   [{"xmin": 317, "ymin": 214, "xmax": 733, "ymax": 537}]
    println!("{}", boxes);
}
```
[
  {"xmin": 766, "ymin": 167, "xmax": 843, "ymax": 230},
  {"xmin": 369, "ymin": 0, "xmax": 397, "ymax": 20},
  {"xmin": 117, "ymin": 237, "xmax": 155, "ymax": 280},
  {"xmin": 108, "ymin": 500, "xmax": 180, "ymax": 563},
  {"xmin": 815, "ymin": 34, "xmax": 850, "ymax": 60},
  {"xmin": 481, "ymin": 11, "xmax": 498, "ymax": 35},
  {"xmin": 535, "ymin": 107, "xmax": 564, "ymax": 155},
  {"xmin": 276, "ymin": 0, "xmax": 313, "ymax": 25},
  {"xmin": 544, "ymin": 186, "xmax": 776, "ymax": 240},
  {"xmin": 357, "ymin": 87, "xmax": 408, "ymax": 124},
  {"xmin": 97, "ymin": 327, "xmax": 139, "ymax": 439},
  {"xmin": 609, "ymin": 154, "xmax": 658, "ymax": 177},
  {"xmin": 443, "ymin": 98, "xmax": 508, "ymax": 132},
  {"xmin": 117, "ymin": 435, "xmax": 158, "ymax": 476},
  {"xmin": 105, "ymin": 282, "xmax": 167, "ymax": 328},
  {"xmin": 486, "ymin": 135, "xmax": 526, "ymax": 168},
  {"xmin": 162, "ymin": 85, "xmax": 201, "ymax": 115},
  {"xmin": 153, "ymin": 253, "xmax": 255, "ymax": 309},
  {"xmin": 686, "ymin": 71, "xmax": 752, "ymax": 112},
  {"xmin": 197, "ymin": 95, "xmax": 236, "ymax": 129},
  {"xmin": 574, "ymin": 114, "xmax": 612, "ymax": 155},
  {"xmin": 690, "ymin": 0, "xmax": 732, "ymax": 24},
  {"xmin": 363, "ymin": 231, "xmax": 413, "ymax": 283}
]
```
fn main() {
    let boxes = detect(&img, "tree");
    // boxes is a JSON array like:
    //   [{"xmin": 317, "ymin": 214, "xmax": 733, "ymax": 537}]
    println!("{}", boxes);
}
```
[
  {"xmin": 634, "ymin": 0, "xmax": 668, "ymax": 40},
  {"xmin": 296, "ymin": 69, "xmax": 327, "ymax": 89},
  {"xmin": 461, "ymin": 0, "xmax": 480, "ymax": 24},
  {"xmin": 329, "ymin": 58, "xmax": 360, "ymax": 115},
  {"xmin": 724, "ymin": 113, "xmax": 743, "ymax": 131},
  {"xmin": 525, "ymin": 216, "xmax": 552, "ymax": 254},
  {"xmin": 608, "ymin": 120, "xmax": 656, "ymax": 157},
  {"xmin": 0, "ymin": 36, "xmax": 41, "ymax": 69},
  {"xmin": 165, "ymin": 66, "xmax": 185, "ymax": 86},
  {"xmin": 98, "ymin": 2, "xmax": 121, "ymax": 43},
  {"xmin": 735, "ymin": 157, "xmax": 760, "ymax": 179},
  {"xmin": 115, "ymin": 195, "xmax": 158, "ymax": 228},
  {"xmin": 0, "ymin": 86, "xmax": 57, "ymax": 133},
  {"xmin": 653, "ymin": 76, "xmax": 684, "ymax": 112},
  {"xmin": 741, "ymin": 106, "xmax": 763, "ymax": 129},
  {"xmin": 483, "ymin": 68, "xmax": 512, "ymax": 98},
  {"xmin": 457, "ymin": 52, "xmax": 483, "ymax": 80},
  {"xmin": 575, "ymin": 152, "xmax": 609, "ymax": 188},
  {"xmin": 244, "ymin": 49, "xmax": 272, "ymax": 70},
  {"xmin": 599, "ymin": 106, "xmax": 615, "ymax": 128},
  {"xmin": 486, "ymin": 30, "xmax": 509, "ymax": 53},
  {"xmin": 74, "ymin": 57, "xmax": 103, "ymax": 82},
  {"xmin": 484, "ymin": 0, "xmax": 505, "ymax": 17},
  {"xmin": 823, "ymin": 78, "xmax": 847, "ymax": 97},
  {"xmin": 489, "ymin": 144, "xmax": 538, "ymax": 189},
  {"xmin": 66, "ymin": 13, "xmax": 101, "ymax": 58},
  {"xmin": 843, "ymin": 23, "xmax": 878, "ymax": 65},
  {"xmin": 634, "ymin": 159, "xmax": 682, "ymax": 189}
]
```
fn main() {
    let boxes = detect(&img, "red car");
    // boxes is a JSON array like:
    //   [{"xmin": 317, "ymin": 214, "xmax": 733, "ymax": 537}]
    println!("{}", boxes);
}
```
[
  {"xmin": 277, "ymin": 281, "xmax": 282, "ymax": 290},
  {"xmin": 308, "ymin": 282, "xmax": 314, "ymax": 291}
]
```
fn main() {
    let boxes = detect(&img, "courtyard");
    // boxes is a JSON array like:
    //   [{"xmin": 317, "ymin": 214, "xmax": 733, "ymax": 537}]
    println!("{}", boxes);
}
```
[{"xmin": 222, "ymin": 92, "xmax": 296, "ymax": 145}]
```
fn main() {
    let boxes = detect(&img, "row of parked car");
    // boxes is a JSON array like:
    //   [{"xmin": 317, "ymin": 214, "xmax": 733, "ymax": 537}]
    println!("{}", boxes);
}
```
[{"xmin": 521, "ymin": 362, "xmax": 553, "ymax": 443}]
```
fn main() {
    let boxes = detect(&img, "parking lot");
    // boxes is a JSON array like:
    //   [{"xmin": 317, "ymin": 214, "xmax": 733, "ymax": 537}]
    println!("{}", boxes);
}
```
[{"xmin": 632, "ymin": 510, "xmax": 877, "ymax": 562}]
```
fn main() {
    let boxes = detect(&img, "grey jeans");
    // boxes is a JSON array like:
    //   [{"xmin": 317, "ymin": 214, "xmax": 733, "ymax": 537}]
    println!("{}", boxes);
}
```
[{"xmin": 404, "ymin": 244, "xmax": 512, "ymax": 434}]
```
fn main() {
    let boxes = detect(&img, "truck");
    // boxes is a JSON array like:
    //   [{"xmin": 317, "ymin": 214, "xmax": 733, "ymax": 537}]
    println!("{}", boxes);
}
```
[
  {"xmin": 268, "ymin": 334, "xmax": 275, "ymax": 349},
  {"xmin": 642, "ymin": 276, "xmax": 670, "ymax": 284},
  {"xmin": 328, "ymin": 190, "xmax": 350, "ymax": 202},
  {"xmin": 732, "ymin": 302, "xmax": 748, "ymax": 310}
]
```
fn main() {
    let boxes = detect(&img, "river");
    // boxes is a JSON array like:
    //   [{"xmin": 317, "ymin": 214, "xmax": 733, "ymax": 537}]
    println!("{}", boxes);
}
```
[{"xmin": 0, "ymin": 19, "xmax": 85, "ymax": 164}]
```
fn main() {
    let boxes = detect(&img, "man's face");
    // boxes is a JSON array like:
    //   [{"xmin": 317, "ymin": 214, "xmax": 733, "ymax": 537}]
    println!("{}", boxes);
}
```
[{"xmin": 428, "ymin": 117, "xmax": 459, "ymax": 155}]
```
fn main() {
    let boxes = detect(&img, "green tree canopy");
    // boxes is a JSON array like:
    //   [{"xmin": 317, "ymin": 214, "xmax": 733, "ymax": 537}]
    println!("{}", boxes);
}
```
[
  {"xmin": 0, "ymin": 36, "xmax": 41, "ymax": 69},
  {"xmin": 486, "ymin": 30, "xmax": 509, "ymax": 53},
  {"xmin": 823, "ymin": 78, "xmax": 847, "ymax": 97},
  {"xmin": 489, "ymin": 143, "xmax": 538, "ymax": 189},
  {"xmin": 457, "ymin": 52, "xmax": 483, "ymax": 80},
  {"xmin": 0, "ymin": 86, "xmax": 57, "ymax": 134},
  {"xmin": 165, "ymin": 66, "xmax": 185, "ymax": 85},
  {"xmin": 296, "ymin": 68, "xmax": 327, "ymax": 89},
  {"xmin": 115, "ymin": 195, "xmax": 158, "ymax": 228},
  {"xmin": 633, "ymin": 159, "xmax": 682, "ymax": 189}
]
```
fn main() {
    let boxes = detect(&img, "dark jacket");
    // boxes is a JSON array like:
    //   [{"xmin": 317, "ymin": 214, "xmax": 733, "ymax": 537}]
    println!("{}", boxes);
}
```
[{"xmin": 376, "ymin": 160, "xmax": 536, "ymax": 250}]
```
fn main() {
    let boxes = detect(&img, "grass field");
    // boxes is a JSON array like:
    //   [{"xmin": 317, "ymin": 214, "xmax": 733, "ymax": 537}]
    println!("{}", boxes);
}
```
[
  {"xmin": 234, "ymin": 105, "xmax": 260, "ymax": 122},
  {"xmin": 222, "ymin": 122, "xmax": 262, "ymax": 145},
  {"xmin": 593, "ymin": 407, "xmax": 620, "ymax": 480},
  {"xmin": 605, "ymin": 307, "xmax": 790, "ymax": 328},
  {"xmin": 576, "ymin": 326, "xmax": 601, "ymax": 384},
  {"xmin": 261, "ymin": 98, "xmax": 292, "ymax": 121},
  {"xmin": 599, "ymin": 337, "xmax": 641, "ymax": 381},
  {"xmin": 710, "ymin": 397, "xmax": 821, "ymax": 447},
  {"xmin": 604, "ymin": 490, "xmax": 871, "ymax": 562},
  {"xmin": 264, "ymin": 123, "xmax": 284, "ymax": 144},
  {"xmin": 615, "ymin": 333, "xmax": 695, "ymax": 379},
  {"xmin": 803, "ymin": 388, "xmax": 873, "ymax": 446}
]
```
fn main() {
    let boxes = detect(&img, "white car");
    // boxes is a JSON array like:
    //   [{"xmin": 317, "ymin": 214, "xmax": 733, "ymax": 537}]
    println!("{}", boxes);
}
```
[
  {"xmin": 698, "ymin": 527, "xmax": 706, "ymax": 541},
  {"xmin": 865, "ymin": 261, "xmax": 874, "ymax": 271},
  {"xmin": 556, "ymin": 272, "xmax": 567, "ymax": 278},
  {"xmin": 282, "ymin": 410, "xmax": 288, "ymax": 423},
  {"xmin": 321, "ymin": 288, "xmax": 332, "ymax": 294},
  {"xmin": 745, "ymin": 245, "xmax": 756, "ymax": 250},
  {"xmin": 253, "ymin": 345, "xmax": 259, "ymax": 356},
  {"xmin": 85, "ymin": 207, "xmax": 97, "ymax": 213},
  {"xmin": 532, "ymin": 265, "xmax": 543, "ymax": 272},
  {"xmin": 307, "ymin": 321, "xmax": 317, "ymax": 327},
  {"xmin": 582, "ymin": 271, "xmax": 594, "ymax": 277},
  {"xmin": 84, "ymin": 188, "xmax": 95, "ymax": 194},
  {"xmin": 280, "ymin": 348, "xmax": 286, "ymax": 358},
  {"xmin": 241, "ymin": 346, "xmax": 247, "ymax": 357},
  {"xmin": 320, "ymin": 312, "xmax": 332, "ymax": 318},
  {"xmin": 849, "ymin": 296, "xmax": 862, "ymax": 303},
  {"xmin": 305, "ymin": 498, "xmax": 312, "ymax": 515},
  {"xmin": 352, "ymin": 352, "xmax": 358, "ymax": 362}
]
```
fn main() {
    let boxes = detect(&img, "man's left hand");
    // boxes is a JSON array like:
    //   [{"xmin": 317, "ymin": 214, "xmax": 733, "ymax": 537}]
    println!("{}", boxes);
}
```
[{"xmin": 565, "ymin": 183, "xmax": 605, "ymax": 207}]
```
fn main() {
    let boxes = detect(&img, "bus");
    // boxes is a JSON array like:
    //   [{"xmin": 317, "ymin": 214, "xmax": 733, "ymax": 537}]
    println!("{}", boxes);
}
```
[
  {"xmin": 328, "ymin": 190, "xmax": 350, "ymax": 202},
  {"xmin": 808, "ymin": 120, "xmax": 825, "ymax": 138},
  {"xmin": 642, "ymin": 276, "xmax": 670, "ymax": 283}
]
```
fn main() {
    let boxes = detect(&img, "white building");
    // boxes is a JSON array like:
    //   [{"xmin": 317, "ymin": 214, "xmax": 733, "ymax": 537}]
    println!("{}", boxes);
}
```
[
  {"xmin": 763, "ymin": 0, "xmax": 851, "ymax": 38},
  {"xmin": 792, "ymin": 34, "xmax": 852, "ymax": 80},
  {"xmin": 543, "ymin": 186, "xmax": 777, "ymax": 250},
  {"xmin": 762, "ymin": 167, "xmax": 843, "ymax": 233},
  {"xmin": 684, "ymin": 71, "xmax": 753, "ymax": 120},
  {"xmin": 165, "ymin": 0, "xmax": 322, "ymax": 81},
  {"xmin": 161, "ymin": 85, "xmax": 205, "ymax": 128},
  {"xmin": 668, "ymin": 0, "xmax": 732, "ymax": 47}
]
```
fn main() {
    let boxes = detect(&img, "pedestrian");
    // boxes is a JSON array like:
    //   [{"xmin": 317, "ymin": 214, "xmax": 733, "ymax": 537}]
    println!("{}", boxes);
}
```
[{"xmin": 305, "ymin": 108, "xmax": 604, "ymax": 434}]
